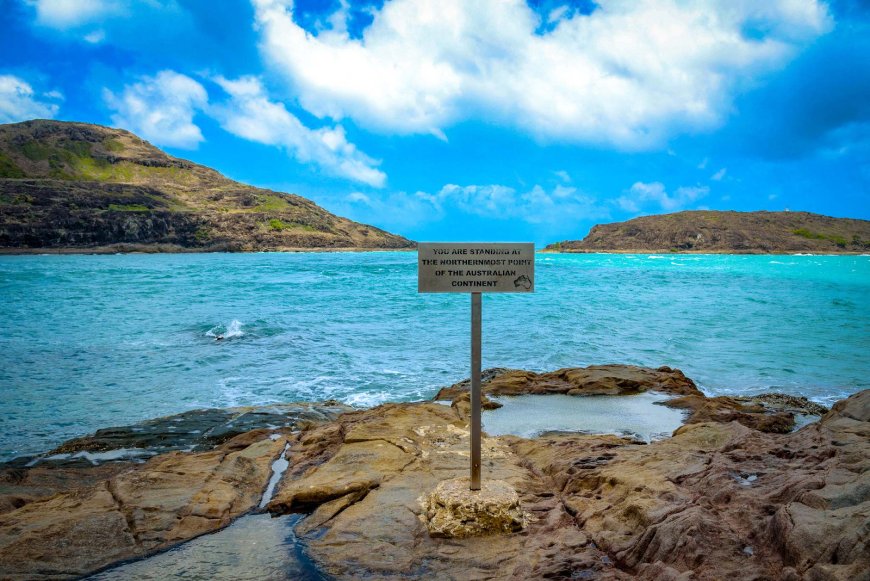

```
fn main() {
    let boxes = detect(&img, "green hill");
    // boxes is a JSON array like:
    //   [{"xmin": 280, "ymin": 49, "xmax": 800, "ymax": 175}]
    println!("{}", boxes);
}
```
[
  {"xmin": 546, "ymin": 210, "xmax": 870, "ymax": 254},
  {"xmin": 0, "ymin": 119, "xmax": 412, "ymax": 252}
]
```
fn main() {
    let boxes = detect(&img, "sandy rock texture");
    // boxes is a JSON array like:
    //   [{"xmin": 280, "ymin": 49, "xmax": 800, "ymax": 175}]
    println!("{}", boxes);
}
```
[
  {"xmin": 424, "ymin": 477, "xmax": 525, "ymax": 538},
  {"xmin": 0, "ymin": 402, "xmax": 350, "ymax": 580},
  {"xmin": 0, "ymin": 368, "xmax": 865, "ymax": 580},
  {"xmin": 434, "ymin": 365, "xmax": 703, "ymax": 400},
  {"xmin": 0, "ymin": 433, "xmax": 287, "ymax": 579},
  {"xmin": 267, "ymin": 389, "xmax": 867, "ymax": 580}
]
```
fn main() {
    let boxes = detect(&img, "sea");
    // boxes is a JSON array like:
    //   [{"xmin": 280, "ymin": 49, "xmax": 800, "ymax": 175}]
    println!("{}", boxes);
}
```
[{"xmin": 1, "ymin": 251, "xmax": 868, "ymax": 461}]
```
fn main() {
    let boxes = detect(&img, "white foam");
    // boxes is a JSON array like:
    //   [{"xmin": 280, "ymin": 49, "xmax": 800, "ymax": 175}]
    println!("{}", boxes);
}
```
[
  {"xmin": 206, "ymin": 319, "xmax": 245, "ymax": 339},
  {"xmin": 35, "ymin": 448, "xmax": 157, "ymax": 466},
  {"xmin": 344, "ymin": 390, "xmax": 392, "ymax": 408}
]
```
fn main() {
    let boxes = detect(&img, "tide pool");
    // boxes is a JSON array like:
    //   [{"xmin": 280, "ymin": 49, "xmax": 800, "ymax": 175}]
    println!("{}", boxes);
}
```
[{"xmin": 1, "ymin": 252, "xmax": 868, "ymax": 460}]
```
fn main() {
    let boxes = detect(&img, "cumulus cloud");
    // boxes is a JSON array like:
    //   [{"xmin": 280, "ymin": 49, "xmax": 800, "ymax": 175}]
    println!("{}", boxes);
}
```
[
  {"xmin": 0, "ymin": 75, "xmax": 62, "ymax": 123},
  {"xmin": 252, "ymin": 0, "xmax": 831, "ymax": 148},
  {"xmin": 104, "ymin": 70, "xmax": 208, "ymax": 149},
  {"xmin": 211, "ymin": 76, "xmax": 386, "ymax": 187},
  {"xmin": 617, "ymin": 181, "xmax": 710, "ymax": 213}
]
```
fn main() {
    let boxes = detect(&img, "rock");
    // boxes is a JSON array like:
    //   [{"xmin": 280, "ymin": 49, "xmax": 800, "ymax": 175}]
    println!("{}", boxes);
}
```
[
  {"xmin": 664, "ymin": 394, "xmax": 797, "ymax": 433},
  {"xmin": 25, "ymin": 401, "xmax": 353, "ymax": 466},
  {"xmin": 268, "ymin": 402, "xmax": 627, "ymax": 579},
  {"xmin": 434, "ymin": 364, "xmax": 702, "ymax": 402},
  {"xmin": 0, "ymin": 402, "xmax": 352, "ymax": 517},
  {"xmin": 544, "ymin": 210, "xmax": 870, "ymax": 254},
  {"xmin": 424, "ymin": 477, "xmax": 526, "ymax": 538},
  {"xmin": 267, "ymin": 389, "xmax": 868, "ymax": 580},
  {"xmin": 0, "ymin": 432, "xmax": 289, "ymax": 579},
  {"xmin": 735, "ymin": 392, "xmax": 829, "ymax": 417},
  {"xmin": 1, "ymin": 378, "xmax": 866, "ymax": 580}
]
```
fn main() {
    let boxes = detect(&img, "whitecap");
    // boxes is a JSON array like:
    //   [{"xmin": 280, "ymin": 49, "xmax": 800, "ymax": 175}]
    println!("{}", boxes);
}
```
[
  {"xmin": 206, "ymin": 319, "xmax": 245, "ymax": 340},
  {"xmin": 344, "ymin": 390, "xmax": 392, "ymax": 408}
]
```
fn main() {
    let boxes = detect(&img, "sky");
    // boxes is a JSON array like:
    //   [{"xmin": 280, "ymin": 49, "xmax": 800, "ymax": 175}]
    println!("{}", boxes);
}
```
[{"xmin": 1, "ymin": 0, "xmax": 868, "ymax": 245}]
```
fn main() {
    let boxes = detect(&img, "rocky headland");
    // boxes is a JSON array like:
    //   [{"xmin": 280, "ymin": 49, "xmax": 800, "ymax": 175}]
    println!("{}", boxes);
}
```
[
  {"xmin": 0, "ymin": 120, "xmax": 413, "ymax": 253},
  {"xmin": 0, "ymin": 365, "xmax": 867, "ymax": 580},
  {"xmin": 545, "ymin": 211, "xmax": 870, "ymax": 254}
]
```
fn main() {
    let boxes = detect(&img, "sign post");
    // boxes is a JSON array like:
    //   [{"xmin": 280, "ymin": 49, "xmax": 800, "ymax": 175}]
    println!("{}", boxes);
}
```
[{"xmin": 418, "ymin": 242, "xmax": 534, "ymax": 490}]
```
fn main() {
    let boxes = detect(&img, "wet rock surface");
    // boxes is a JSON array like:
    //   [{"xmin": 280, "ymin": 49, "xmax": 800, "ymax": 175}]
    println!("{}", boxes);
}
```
[
  {"xmin": 434, "ymin": 365, "xmax": 703, "ymax": 401},
  {"xmin": 0, "ymin": 402, "xmax": 350, "ymax": 579},
  {"xmin": 268, "ymin": 389, "xmax": 868, "ymax": 580},
  {"xmin": 0, "ymin": 370, "xmax": 866, "ymax": 580}
]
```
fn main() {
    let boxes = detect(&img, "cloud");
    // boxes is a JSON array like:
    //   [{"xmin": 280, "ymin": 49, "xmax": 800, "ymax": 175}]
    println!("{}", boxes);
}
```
[
  {"xmin": 252, "ymin": 0, "xmax": 831, "ymax": 148},
  {"xmin": 617, "ymin": 182, "xmax": 710, "ymax": 213},
  {"xmin": 211, "ymin": 76, "xmax": 386, "ymax": 187},
  {"xmin": 0, "ymin": 75, "xmax": 62, "ymax": 123},
  {"xmin": 30, "ymin": 0, "xmax": 125, "ymax": 29},
  {"xmin": 711, "ymin": 168, "xmax": 727, "ymax": 181},
  {"xmin": 387, "ymin": 183, "xmax": 602, "ymax": 224},
  {"xmin": 104, "ymin": 70, "xmax": 208, "ymax": 149}
]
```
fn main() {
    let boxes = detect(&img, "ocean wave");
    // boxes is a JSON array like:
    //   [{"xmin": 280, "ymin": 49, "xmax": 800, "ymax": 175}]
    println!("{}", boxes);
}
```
[{"xmin": 206, "ymin": 319, "xmax": 245, "ymax": 340}]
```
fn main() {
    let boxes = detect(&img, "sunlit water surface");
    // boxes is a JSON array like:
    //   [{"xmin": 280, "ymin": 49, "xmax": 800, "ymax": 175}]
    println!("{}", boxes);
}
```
[{"xmin": 1, "ymin": 252, "xmax": 868, "ymax": 460}]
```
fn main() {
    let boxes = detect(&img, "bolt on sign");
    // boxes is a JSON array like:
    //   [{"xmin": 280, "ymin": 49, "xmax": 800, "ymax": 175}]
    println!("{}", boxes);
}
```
[{"xmin": 418, "ymin": 242, "xmax": 535, "ymax": 491}]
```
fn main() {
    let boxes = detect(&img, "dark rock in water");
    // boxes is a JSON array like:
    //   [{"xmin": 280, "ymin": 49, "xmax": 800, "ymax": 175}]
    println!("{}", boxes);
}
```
[
  {"xmin": 434, "ymin": 364, "xmax": 702, "ymax": 401},
  {"xmin": 44, "ymin": 402, "xmax": 353, "ymax": 463},
  {"xmin": 0, "ymin": 402, "xmax": 352, "ymax": 515}
]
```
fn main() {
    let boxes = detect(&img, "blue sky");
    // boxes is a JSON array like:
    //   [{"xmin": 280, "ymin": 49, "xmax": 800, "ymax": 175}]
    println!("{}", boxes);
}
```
[{"xmin": 1, "ymin": 0, "xmax": 868, "ymax": 245}]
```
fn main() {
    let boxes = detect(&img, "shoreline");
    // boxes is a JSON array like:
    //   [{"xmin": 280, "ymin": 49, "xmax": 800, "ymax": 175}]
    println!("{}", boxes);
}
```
[
  {"xmin": 1, "ymin": 366, "xmax": 865, "ymax": 579},
  {"xmin": 1, "ymin": 246, "xmax": 868, "ymax": 256},
  {"xmin": 0, "ymin": 244, "xmax": 417, "ymax": 255}
]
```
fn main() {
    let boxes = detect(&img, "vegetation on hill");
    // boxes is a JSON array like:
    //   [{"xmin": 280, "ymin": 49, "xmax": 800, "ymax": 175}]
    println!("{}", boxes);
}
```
[
  {"xmin": 545, "ymin": 210, "xmax": 870, "ymax": 254},
  {"xmin": 0, "ymin": 120, "xmax": 413, "ymax": 252}
]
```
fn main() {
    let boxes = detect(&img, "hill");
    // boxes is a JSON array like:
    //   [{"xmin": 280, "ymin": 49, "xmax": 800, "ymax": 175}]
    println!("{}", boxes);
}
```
[
  {"xmin": 0, "ymin": 120, "xmax": 412, "ymax": 252},
  {"xmin": 546, "ymin": 210, "xmax": 870, "ymax": 254}
]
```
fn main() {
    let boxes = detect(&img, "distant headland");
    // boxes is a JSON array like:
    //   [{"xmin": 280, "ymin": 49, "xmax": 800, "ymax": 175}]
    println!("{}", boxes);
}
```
[
  {"xmin": 0, "ymin": 119, "xmax": 414, "ymax": 253},
  {"xmin": 546, "ymin": 210, "xmax": 870, "ymax": 254}
]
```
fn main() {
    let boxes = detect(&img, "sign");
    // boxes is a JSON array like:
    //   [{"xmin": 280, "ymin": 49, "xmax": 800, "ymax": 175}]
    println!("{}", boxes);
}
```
[
  {"xmin": 417, "ymin": 242, "xmax": 535, "ymax": 293},
  {"xmin": 418, "ymin": 242, "xmax": 535, "ymax": 491}
]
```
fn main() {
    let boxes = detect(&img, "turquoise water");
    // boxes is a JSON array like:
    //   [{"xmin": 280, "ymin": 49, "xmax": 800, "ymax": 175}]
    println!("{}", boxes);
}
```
[{"xmin": 1, "ymin": 252, "xmax": 868, "ymax": 461}]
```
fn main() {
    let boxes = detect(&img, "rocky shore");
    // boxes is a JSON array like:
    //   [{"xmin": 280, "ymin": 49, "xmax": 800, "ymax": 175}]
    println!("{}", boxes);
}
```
[{"xmin": 1, "ymin": 365, "xmax": 867, "ymax": 580}]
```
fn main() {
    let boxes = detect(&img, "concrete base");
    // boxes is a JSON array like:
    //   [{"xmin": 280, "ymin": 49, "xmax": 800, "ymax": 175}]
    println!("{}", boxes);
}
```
[{"xmin": 424, "ymin": 477, "xmax": 526, "ymax": 538}]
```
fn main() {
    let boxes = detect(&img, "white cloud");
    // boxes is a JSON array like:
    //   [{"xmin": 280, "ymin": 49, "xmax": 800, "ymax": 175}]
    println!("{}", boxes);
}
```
[
  {"xmin": 617, "ymin": 181, "xmax": 710, "ymax": 213},
  {"xmin": 339, "ymin": 182, "xmax": 607, "ymax": 233},
  {"xmin": 30, "ymin": 0, "xmax": 126, "ymax": 29},
  {"xmin": 211, "ymin": 76, "xmax": 386, "ymax": 187},
  {"xmin": 104, "ymin": 70, "xmax": 207, "ymax": 149},
  {"xmin": 555, "ymin": 170, "xmax": 571, "ymax": 183},
  {"xmin": 252, "ymin": 0, "xmax": 831, "ymax": 148},
  {"xmin": 711, "ymin": 168, "xmax": 727, "ymax": 181},
  {"xmin": 0, "ymin": 75, "xmax": 62, "ymax": 123},
  {"xmin": 434, "ymin": 183, "xmax": 605, "ymax": 224}
]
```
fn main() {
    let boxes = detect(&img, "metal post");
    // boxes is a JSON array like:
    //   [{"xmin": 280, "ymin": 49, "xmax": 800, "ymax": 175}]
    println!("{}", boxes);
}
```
[{"xmin": 470, "ymin": 292, "xmax": 482, "ymax": 491}]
